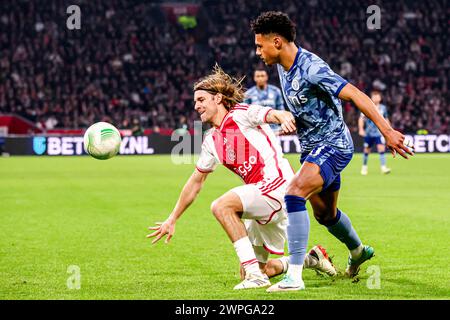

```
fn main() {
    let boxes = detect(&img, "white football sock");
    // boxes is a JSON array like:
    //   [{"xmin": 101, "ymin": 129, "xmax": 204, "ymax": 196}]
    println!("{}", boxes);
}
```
[
  {"xmin": 233, "ymin": 237, "xmax": 263, "ymax": 276},
  {"xmin": 278, "ymin": 256, "xmax": 289, "ymax": 273},
  {"xmin": 287, "ymin": 264, "xmax": 303, "ymax": 282}
]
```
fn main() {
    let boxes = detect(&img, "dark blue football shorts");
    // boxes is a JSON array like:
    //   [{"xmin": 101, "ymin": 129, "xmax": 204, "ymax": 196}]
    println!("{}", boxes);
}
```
[
  {"xmin": 364, "ymin": 136, "xmax": 384, "ymax": 148},
  {"xmin": 300, "ymin": 144, "xmax": 353, "ymax": 192}
]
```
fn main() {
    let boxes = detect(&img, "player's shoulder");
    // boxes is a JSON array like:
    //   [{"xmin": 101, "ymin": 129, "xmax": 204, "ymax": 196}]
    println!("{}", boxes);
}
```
[
  {"xmin": 298, "ymin": 47, "xmax": 329, "ymax": 74},
  {"xmin": 268, "ymin": 84, "xmax": 282, "ymax": 94},
  {"xmin": 231, "ymin": 103, "xmax": 250, "ymax": 111},
  {"xmin": 202, "ymin": 127, "xmax": 216, "ymax": 141},
  {"xmin": 299, "ymin": 47, "xmax": 323, "ymax": 63},
  {"xmin": 201, "ymin": 128, "xmax": 215, "ymax": 149},
  {"xmin": 230, "ymin": 103, "xmax": 260, "ymax": 125},
  {"xmin": 245, "ymin": 86, "xmax": 257, "ymax": 95},
  {"xmin": 203, "ymin": 127, "xmax": 215, "ymax": 136},
  {"xmin": 229, "ymin": 103, "xmax": 250, "ymax": 118}
]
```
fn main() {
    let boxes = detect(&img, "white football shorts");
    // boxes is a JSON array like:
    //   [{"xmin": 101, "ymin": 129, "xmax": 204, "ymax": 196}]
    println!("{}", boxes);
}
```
[{"xmin": 230, "ymin": 182, "xmax": 288, "ymax": 255}]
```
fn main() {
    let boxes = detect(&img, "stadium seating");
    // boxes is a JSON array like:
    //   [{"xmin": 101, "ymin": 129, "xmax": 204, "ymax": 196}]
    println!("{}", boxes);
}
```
[{"xmin": 0, "ymin": 0, "xmax": 447, "ymax": 134}]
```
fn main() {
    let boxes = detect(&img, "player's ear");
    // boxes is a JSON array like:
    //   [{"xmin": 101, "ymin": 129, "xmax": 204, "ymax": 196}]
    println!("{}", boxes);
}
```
[
  {"xmin": 273, "ymin": 36, "xmax": 282, "ymax": 50},
  {"xmin": 215, "ymin": 93, "xmax": 223, "ymax": 105}
]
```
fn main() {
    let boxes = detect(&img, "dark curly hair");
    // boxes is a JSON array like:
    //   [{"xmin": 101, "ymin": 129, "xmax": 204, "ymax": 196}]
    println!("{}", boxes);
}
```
[{"xmin": 250, "ymin": 11, "xmax": 296, "ymax": 42}]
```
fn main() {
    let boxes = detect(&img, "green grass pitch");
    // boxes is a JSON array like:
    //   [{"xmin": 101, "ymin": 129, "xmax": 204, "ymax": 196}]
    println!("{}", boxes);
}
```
[{"xmin": 1, "ymin": 154, "xmax": 449, "ymax": 300}]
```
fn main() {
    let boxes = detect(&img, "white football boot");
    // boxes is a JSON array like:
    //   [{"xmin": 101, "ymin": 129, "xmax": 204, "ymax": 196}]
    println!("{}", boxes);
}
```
[
  {"xmin": 233, "ymin": 273, "xmax": 271, "ymax": 290},
  {"xmin": 266, "ymin": 274, "xmax": 305, "ymax": 292},
  {"xmin": 381, "ymin": 165, "xmax": 391, "ymax": 174},
  {"xmin": 308, "ymin": 245, "xmax": 338, "ymax": 277},
  {"xmin": 361, "ymin": 165, "xmax": 368, "ymax": 175}
]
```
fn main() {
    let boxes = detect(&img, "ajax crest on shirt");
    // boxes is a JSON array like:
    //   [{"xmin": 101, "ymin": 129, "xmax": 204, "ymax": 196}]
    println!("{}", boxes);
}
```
[{"xmin": 226, "ymin": 146, "xmax": 236, "ymax": 162}]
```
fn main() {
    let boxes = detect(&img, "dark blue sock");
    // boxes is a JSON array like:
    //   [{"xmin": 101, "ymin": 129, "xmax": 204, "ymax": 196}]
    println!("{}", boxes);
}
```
[
  {"xmin": 284, "ymin": 195, "xmax": 310, "ymax": 265},
  {"xmin": 363, "ymin": 153, "xmax": 369, "ymax": 165},
  {"xmin": 325, "ymin": 209, "xmax": 361, "ymax": 250}
]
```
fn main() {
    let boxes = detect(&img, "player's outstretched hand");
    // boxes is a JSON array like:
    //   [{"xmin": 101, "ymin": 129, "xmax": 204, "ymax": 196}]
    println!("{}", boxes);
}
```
[
  {"xmin": 278, "ymin": 111, "xmax": 296, "ymax": 135},
  {"xmin": 147, "ymin": 219, "xmax": 176, "ymax": 244},
  {"xmin": 384, "ymin": 129, "xmax": 414, "ymax": 159}
]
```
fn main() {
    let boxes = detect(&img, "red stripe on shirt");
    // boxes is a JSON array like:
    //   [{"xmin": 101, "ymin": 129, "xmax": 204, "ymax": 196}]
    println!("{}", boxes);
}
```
[
  {"xmin": 259, "ymin": 177, "xmax": 282, "ymax": 193},
  {"xmin": 261, "ymin": 179, "xmax": 286, "ymax": 194},
  {"xmin": 232, "ymin": 103, "xmax": 249, "ymax": 110}
]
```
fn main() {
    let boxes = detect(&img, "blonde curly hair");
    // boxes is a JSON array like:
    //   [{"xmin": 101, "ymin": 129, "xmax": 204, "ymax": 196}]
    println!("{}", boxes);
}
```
[{"xmin": 194, "ymin": 64, "xmax": 245, "ymax": 110}]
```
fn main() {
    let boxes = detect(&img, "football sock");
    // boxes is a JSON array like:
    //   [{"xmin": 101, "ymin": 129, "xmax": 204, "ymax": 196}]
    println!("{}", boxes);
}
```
[
  {"xmin": 285, "ymin": 195, "xmax": 310, "ymax": 281},
  {"xmin": 288, "ymin": 264, "xmax": 304, "ymax": 281},
  {"xmin": 363, "ymin": 153, "xmax": 369, "ymax": 165},
  {"xmin": 233, "ymin": 236, "xmax": 263, "ymax": 276},
  {"xmin": 278, "ymin": 256, "xmax": 289, "ymax": 273},
  {"xmin": 379, "ymin": 152, "xmax": 386, "ymax": 166},
  {"xmin": 325, "ymin": 209, "xmax": 362, "ymax": 254}
]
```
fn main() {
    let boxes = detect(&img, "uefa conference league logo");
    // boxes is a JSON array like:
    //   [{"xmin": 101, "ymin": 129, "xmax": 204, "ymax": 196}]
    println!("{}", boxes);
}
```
[{"xmin": 33, "ymin": 137, "xmax": 47, "ymax": 155}]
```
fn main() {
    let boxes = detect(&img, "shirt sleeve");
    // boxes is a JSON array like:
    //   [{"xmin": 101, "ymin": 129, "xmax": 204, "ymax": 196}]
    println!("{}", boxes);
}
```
[
  {"xmin": 196, "ymin": 139, "xmax": 217, "ymax": 173},
  {"xmin": 241, "ymin": 104, "xmax": 273, "ymax": 127},
  {"xmin": 305, "ymin": 55, "xmax": 348, "ymax": 97}
]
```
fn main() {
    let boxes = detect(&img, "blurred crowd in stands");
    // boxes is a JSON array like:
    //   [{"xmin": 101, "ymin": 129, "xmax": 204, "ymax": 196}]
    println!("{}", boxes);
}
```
[{"xmin": 0, "ymin": 0, "xmax": 448, "ymax": 134}]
